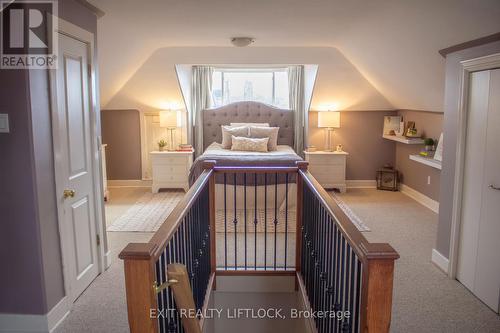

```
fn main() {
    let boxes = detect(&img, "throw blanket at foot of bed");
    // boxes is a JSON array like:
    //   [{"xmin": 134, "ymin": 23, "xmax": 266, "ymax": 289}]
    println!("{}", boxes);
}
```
[{"xmin": 189, "ymin": 143, "xmax": 303, "ymax": 186}]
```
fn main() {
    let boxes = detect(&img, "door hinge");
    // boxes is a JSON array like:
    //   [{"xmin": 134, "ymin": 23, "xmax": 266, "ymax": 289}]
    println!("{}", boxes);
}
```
[{"xmin": 96, "ymin": 234, "xmax": 100, "ymax": 246}]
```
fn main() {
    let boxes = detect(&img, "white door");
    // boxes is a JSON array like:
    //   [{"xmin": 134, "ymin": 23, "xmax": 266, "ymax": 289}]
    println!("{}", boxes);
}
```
[
  {"xmin": 457, "ymin": 68, "xmax": 500, "ymax": 313},
  {"xmin": 54, "ymin": 32, "xmax": 100, "ymax": 302}
]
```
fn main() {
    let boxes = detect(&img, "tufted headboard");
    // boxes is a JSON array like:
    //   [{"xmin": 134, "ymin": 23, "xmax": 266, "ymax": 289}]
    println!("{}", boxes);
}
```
[{"xmin": 202, "ymin": 101, "xmax": 294, "ymax": 150}]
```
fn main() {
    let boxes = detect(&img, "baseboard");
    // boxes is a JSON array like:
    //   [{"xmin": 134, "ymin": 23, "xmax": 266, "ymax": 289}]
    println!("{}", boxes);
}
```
[
  {"xmin": 103, "ymin": 250, "xmax": 112, "ymax": 269},
  {"xmin": 107, "ymin": 179, "xmax": 152, "ymax": 187},
  {"xmin": 431, "ymin": 248, "xmax": 449, "ymax": 274},
  {"xmin": 0, "ymin": 297, "xmax": 70, "ymax": 333},
  {"xmin": 346, "ymin": 179, "xmax": 377, "ymax": 188},
  {"xmin": 400, "ymin": 184, "xmax": 439, "ymax": 213},
  {"xmin": 46, "ymin": 297, "xmax": 70, "ymax": 332}
]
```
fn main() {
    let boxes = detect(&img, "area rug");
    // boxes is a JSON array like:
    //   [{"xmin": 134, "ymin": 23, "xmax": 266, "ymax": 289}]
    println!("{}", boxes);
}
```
[
  {"xmin": 330, "ymin": 192, "xmax": 370, "ymax": 232},
  {"xmin": 107, "ymin": 191, "xmax": 184, "ymax": 232}
]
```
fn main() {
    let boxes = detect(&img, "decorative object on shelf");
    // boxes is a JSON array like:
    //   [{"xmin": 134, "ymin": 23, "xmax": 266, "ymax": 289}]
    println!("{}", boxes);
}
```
[
  {"xmin": 376, "ymin": 165, "xmax": 399, "ymax": 191},
  {"xmin": 405, "ymin": 121, "xmax": 420, "ymax": 138},
  {"xmin": 158, "ymin": 139, "xmax": 167, "ymax": 152},
  {"xmin": 424, "ymin": 138, "xmax": 435, "ymax": 151},
  {"xmin": 159, "ymin": 109, "xmax": 179, "ymax": 151},
  {"xmin": 434, "ymin": 133, "xmax": 444, "ymax": 162},
  {"xmin": 307, "ymin": 145, "xmax": 317, "ymax": 152},
  {"xmin": 318, "ymin": 111, "xmax": 341, "ymax": 151},
  {"xmin": 336, "ymin": 144, "xmax": 343, "ymax": 152},
  {"xmin": 383, "ymin": 116, "xmax": 402, "ymax": 136}
]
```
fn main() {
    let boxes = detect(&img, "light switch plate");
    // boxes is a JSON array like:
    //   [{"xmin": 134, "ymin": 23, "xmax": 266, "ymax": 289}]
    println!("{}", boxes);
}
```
[{"xmin": 0, "ymin": 114, "xmax": 9, "ymax": 133}]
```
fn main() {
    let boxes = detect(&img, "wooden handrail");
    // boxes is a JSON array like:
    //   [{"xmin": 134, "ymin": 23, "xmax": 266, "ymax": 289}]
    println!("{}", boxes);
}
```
[
  {"xmin": 148, "ymin": 169, "xmax": 212, "ymax": 260},
  {"xmin": 119, "ymin": 167, "xmax": 215, "ymax": 333},
  {"xmin": 298, "ymin": 169, "xmax": 399, "ymax": 262},
  {"xmin": 167, "ymin": 264, "xmax": 202, "ymax": 333},
  {"xmin": 213, "ymin": 166, "xmax": 299, "ymax": 173},
  {"xmin": 298, "ymin": 169, "xmax": 399, "ymax": 333}
]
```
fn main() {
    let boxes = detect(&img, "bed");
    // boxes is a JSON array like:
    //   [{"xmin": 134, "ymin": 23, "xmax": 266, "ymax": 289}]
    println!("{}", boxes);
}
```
[
  {"xmin": 190, "ymin": 101, "xmax": 302, "ymax": 268},
  {"xmin": 189, "ymin": 101, "xmax": 302, "ymax": 184}
]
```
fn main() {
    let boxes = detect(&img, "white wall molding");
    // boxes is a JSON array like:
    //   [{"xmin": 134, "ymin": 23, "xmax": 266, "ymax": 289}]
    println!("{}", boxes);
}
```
[
  {"xmin": 346, "ymin": 180, "xmax": 377, "ymax": 188},
  {"xmin": 108, "ymin": 179, "xmax": 152, "ymax": 187},
  {"xmin": 432, "ymin": 248, "xmax": 449, "ymax": 274},
  {"xmin": 0, "ymin": 297, "xmax": 70, "ymax": 333},
  {"xmin": 400, "ymin": 184, "xmax": 439, "ymax": 213}
]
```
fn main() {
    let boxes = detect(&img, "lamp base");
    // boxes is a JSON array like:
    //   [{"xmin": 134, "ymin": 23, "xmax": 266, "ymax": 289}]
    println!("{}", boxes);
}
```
[
  {"xmin": 324, "ymin": 128, "xmax": 334, "ymax": 151},
  {"xmin": 167, "ymin": 128, "xmax": 177, "ymax": 151}
]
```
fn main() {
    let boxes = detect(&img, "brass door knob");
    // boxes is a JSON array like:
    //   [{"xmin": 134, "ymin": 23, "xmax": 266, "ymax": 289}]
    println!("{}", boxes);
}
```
[{"xmin": 63, "ymin": 189, "xmax": 76, "ymax": 198}]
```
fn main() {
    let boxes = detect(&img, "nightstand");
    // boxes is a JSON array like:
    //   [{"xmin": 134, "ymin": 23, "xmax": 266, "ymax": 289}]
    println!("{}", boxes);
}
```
[
  {"xmin": 150, "ymin": 150, "xmax": 194, "ymax": 193},
  {"xmin": 304, "ymin": 150, "xmax": 348, "ymax": 192}
]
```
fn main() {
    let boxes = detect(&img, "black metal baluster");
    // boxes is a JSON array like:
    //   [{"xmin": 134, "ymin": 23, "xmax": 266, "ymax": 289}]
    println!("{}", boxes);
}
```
[
  {"xmin": 254, "ymin": 173, "xmax": 258, "ymax": 270},
  {"xmin": 234, "ymin": 173, "xmax": 238, "ymax": 269},
  {"xmin": 354, "ymin": 259, "xmax": 362, "ymax": 333},
  {"xmin": 284, "ymin": 173, "xmax": 289, "ymax": 270},
  {"xmin": 334, "ymin": 229, "xmax": 341, "ymax": 333},
  {"xmin": 224, "ymin": 173, "xmax": 227, "ymax": 270},
  {"xmin": 274, "ymin": 172, "xmax": 278, "ymax": 270},
  {"xmin": 244, "ymin": 173, "xmax": 247, "ymax": 270},
  {"xmin": 264, "ymin": 173, "xmax": 267, "ymax": 270}
]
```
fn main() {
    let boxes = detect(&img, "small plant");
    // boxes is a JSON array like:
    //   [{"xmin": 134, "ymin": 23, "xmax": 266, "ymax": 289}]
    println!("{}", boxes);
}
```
[
  {"xmin": 424, "ymin": 138, "xmax": 435, "ymax": 146},
  {"xmin": 424, "ymin": 138, "xmax": 435, "ymax": 152},
  {"xmin": 158, "ymin": 139, "xmax": 167, "ymax": 151}
]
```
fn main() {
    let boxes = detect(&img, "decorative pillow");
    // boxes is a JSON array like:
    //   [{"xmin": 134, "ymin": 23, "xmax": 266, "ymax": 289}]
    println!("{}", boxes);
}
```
[
  {"xmin": 230, "ymin": 122, "xmax": 270, "ymax": 127},
  {"xmin": 221, "ymin": 126, "xmax": 249, "ymax": 149},
  {"xmin": 249, "ymin": 126, "xmax": 279, "ymax": 151},
  {"xmin": 231, "ymin": 136, "xmax": 269, "ymax": 152}
]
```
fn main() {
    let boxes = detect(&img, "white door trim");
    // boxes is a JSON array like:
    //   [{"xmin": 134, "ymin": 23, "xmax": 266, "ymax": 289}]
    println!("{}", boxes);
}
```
[
  {"xmin": 448, "ymin": 53, "xmax": 500, "ymax": 279},
  {"xmin": 49, "ymin": 16, "xmax": 108, "ymax": 310}
]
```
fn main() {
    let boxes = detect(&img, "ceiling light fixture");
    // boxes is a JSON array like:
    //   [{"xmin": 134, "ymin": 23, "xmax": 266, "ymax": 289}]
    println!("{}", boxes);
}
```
[{"xmin": 231, "ymin": 37, "xmax": 255, "ymax": 47}]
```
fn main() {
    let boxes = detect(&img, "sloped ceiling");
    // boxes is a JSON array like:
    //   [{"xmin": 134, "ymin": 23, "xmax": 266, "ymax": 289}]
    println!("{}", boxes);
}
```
[{"xmin": 92, "ymin": 0, "xmax": 500, "ymax": 112}]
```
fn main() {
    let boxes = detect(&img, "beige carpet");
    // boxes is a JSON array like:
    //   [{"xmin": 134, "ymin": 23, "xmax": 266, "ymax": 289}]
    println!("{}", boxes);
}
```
[
  {"xmin": 107, "ymin": 190, "xmax": 184, "ymax": 232},
  {"xmin": 54, "ymin": 187, "xmax": 500, "ymax": 333}
]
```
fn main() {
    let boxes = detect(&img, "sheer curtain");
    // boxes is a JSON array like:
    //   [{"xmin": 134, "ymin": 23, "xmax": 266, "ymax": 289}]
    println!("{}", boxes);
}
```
[
  {"xmin": 288, "ymin": 65, "xmax": 305, "ymax": 155},
  {"xmin": 191, "ymin": 66, "xmax": 214, "ymax": 157}
]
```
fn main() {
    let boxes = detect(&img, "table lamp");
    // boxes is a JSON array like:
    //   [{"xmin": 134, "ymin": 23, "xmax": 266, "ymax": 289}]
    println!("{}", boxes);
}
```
[
  {"xmin": 159, "ymin": 110, "xmax": 179, "ymax": 151},
  {"xmin": 318, "ymin": 111, "xmax": 340, "ymax": 151}
]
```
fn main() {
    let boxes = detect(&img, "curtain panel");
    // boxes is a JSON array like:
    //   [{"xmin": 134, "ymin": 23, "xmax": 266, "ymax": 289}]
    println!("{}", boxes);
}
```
[
  {"xmin": 288, "ymin": 65, "xmax": 306, "ymax": 155},
  {"xmin": 191, "ymin": 66, "xmax": 214, "ymax": 157}
]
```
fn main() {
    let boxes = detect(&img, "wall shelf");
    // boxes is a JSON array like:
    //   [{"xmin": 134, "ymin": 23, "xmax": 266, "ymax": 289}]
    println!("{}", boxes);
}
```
[
  {"xmin": 383, "ymin": 135, "xmax": 424, "ymax": 144},
  {"xmin": 409, "ymin": 154, "xmax": 442, "ymax": 170}
]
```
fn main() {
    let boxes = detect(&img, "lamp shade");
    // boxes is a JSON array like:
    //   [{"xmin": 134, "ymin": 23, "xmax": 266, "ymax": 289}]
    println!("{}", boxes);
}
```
[
  {"xmin": 318, "ymin": 111, "xmax": 340, "ymax": 128},
  {"xmin": 159, "ymin": 110, "xmax": 178, "ymax": 128}
]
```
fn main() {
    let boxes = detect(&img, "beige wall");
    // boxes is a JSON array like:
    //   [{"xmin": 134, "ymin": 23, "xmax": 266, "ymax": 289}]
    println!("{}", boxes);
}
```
[
  {"xmin": 395, "ymin": 110, "xmax": 443, "ymax": 201},
  {"xmin": 309, "ymin": 111, "xmax": 397, "ymax": 180},
  {"xmin": 101, "ymin": 110, "xmax": 142, "ymax": 180},
  {"xmin": 436, "ymin": 40, "xmax": 500, "ymax": 259},
  {"xmin": 103, "ymin": 47, "xmax": 393, "ymax": 113}
]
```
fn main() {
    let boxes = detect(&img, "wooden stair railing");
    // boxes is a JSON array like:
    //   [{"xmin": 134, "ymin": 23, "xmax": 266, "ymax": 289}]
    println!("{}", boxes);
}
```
[
  {"xmin": 120, "ymin": 161, "xmax": 399, "ymax": 333},
  {"xmin": 298, "ymin": 166, "xmax": 399, "ymax": 333},
  {"xmin": 119, "ymin": 166, "xmax": 215, "ymax": 333}
]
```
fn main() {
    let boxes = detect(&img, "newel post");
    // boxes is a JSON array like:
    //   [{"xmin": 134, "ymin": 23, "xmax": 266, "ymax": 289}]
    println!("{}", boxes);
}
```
[
  {"xmin": 119, "ymin": 243, "xmax": 159, "ymax": 333},
  {"xmin": 360, "ymin": 243, "xmax": 399, "ymax": 333},
  {"xmin": 295, "ymin": 161, "xmax": 308, "ymax": 281},
  {"xmin": 203, "ymin": 160, "xmax": 217, "ymax": 288}
]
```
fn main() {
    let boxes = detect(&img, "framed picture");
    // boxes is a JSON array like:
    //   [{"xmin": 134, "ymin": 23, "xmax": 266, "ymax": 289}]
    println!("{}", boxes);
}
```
[{"xmin": 383, "ymin": 116, "xmax": 402, "ymax": 135}]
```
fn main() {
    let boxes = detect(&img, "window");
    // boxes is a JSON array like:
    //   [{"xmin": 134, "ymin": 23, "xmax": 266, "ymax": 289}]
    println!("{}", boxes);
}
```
[{"xmin": 211, "ymin": 68, "xmax": 289, "ymax": 109}]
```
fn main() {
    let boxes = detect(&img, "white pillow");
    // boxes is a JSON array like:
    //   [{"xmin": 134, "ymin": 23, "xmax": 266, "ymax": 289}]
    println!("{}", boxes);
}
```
[
  {"xmin": 221, "ymin": 126, "xmax": 249, "ymax": 149},
  {"xmin": 249, "ymin": 126, "xmax": 279, "ymax": 151},
  {"xmin": 231, "ymin": 136, "xmax": 269, "ymax": 152},
  {"xmin": 230, "ymin": 122, "xmax": 269, "ymax": 127}
]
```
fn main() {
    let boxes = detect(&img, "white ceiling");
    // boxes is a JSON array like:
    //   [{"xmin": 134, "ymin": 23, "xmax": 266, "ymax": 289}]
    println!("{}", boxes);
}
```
[{"xmin": 92, "ymin": 0, "xmax": 500, "ymax": 111}]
